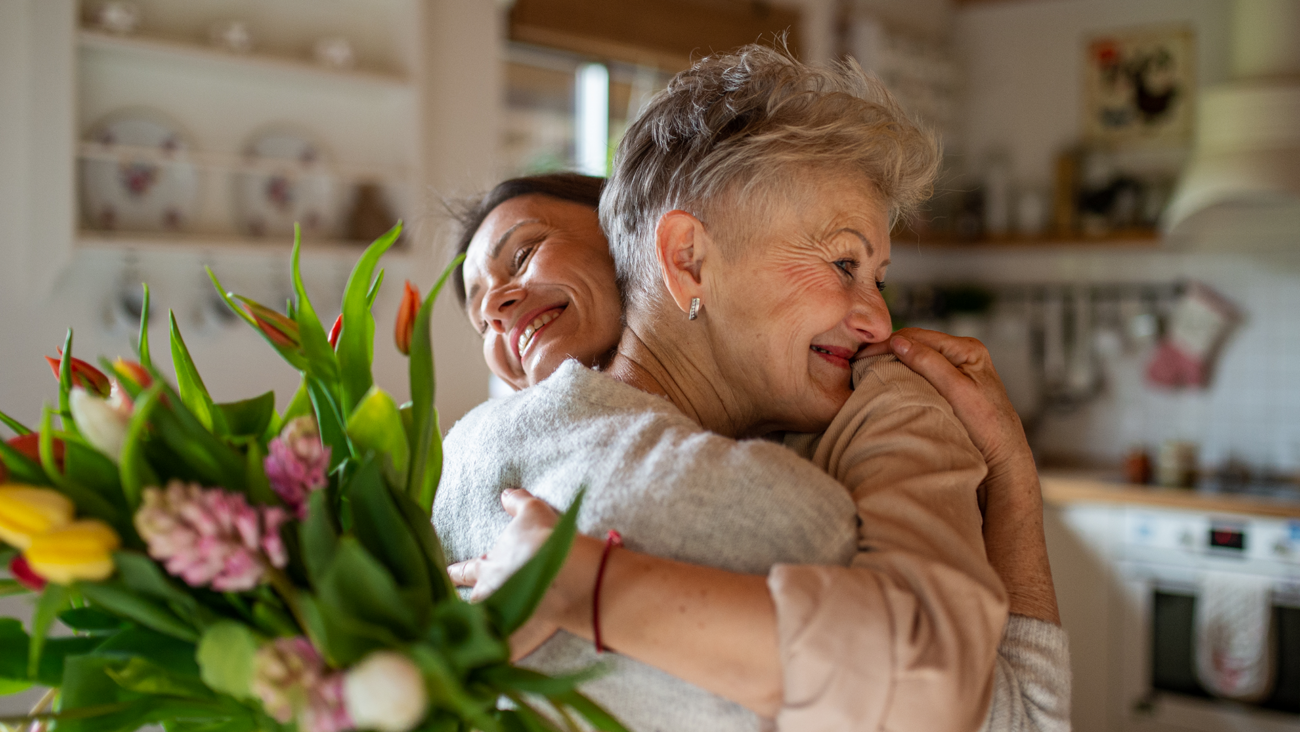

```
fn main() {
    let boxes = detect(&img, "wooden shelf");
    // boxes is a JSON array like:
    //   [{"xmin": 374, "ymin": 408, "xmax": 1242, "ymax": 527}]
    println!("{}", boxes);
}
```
[
  {"xmin": 76, "ymin": 230, "xmax": 407, "ymax": 260},
  {"xmin": 77, "ymin": 142, "xmax": 411, "ymax": 186},
  {"xmin": 896, "ymin": 229, "xmax": 1163, "ymax": 251},
  {"xmin": 1041, "ymin": 471, "xmax": 1300, "ymax": 520},
  {"xmin": 78, "ymin": 29, "xmax": 413, "ymax": 91}
]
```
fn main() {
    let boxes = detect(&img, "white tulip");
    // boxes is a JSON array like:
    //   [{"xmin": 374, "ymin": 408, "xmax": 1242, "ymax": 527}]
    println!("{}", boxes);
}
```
[
  {"xmin": 69, "ymin": 386, "xmax": 131, "ymax": 462},
  {"xmin": 342, "ymin": 651, "xmax": 428, "ymax": 732}
]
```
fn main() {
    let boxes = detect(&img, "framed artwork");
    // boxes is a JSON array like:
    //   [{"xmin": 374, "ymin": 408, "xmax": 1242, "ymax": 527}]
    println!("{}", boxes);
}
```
[{"xmin": 1084, "ymin": 26, "xmax": 1195, "ymax": 146}]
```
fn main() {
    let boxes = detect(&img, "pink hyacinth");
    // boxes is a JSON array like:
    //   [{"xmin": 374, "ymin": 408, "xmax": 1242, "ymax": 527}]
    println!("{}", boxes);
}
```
[
  {"xmin": 134, "ymin": 481, "xmax": 289, "ymax": 592},
  {"xmin": 264, "ymin": 416, "xmax": 331, "ymax": 518},
  {"xmin": 252, "ymin": 637, "xmax": 354, "ymax": 732}
]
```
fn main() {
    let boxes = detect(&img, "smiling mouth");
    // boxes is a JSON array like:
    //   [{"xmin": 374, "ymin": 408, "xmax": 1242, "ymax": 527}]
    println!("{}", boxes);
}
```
[
  {"xmin": 810, "ymin": 344, "xmax": 853, "ymax": 368},
  {"xmin": 517, "ymin": 306, "xmax": 565, "ymax": 357}
]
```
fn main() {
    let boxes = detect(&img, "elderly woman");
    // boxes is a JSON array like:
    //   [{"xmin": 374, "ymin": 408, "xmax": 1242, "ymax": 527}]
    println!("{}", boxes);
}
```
[{"xmin": 437, "ymin": 47, "xmax": 1067, "ymax": 732}]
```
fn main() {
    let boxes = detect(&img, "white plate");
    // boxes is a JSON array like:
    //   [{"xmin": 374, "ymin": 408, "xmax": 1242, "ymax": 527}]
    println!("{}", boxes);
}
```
[
  {"xmin": 234, "ymin": 129, "xmax": 340, "ymax": 239},
  {"xmin": 81, "ymin": 110, "xmax": 200, "ymax": 232}
]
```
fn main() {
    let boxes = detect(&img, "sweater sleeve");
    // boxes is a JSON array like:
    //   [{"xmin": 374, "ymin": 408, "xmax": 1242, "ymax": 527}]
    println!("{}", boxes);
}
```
[
  {"xmin": 770, "ymin": 355, "xmax": 1009, "ymax": 732},
  {"xmin": 981, "ymin": 616, "xmax": 1073, "ymax": 732}
]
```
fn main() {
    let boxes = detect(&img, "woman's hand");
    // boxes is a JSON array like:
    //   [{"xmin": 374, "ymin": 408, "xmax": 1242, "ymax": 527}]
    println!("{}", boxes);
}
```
[
  {"xmin": 867, "ymin": 328, "xmax": 1060, "ymax": 623},
  {"xmin": 447, "ymin": 489, "xmax": 567, "ymax": 658},
  {"xmin": 867, "ymin": 327, "xmax": 1033, "ymax": 479}
]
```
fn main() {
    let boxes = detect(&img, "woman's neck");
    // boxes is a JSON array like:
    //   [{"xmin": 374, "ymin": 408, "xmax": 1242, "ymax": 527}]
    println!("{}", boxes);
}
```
[{"xmin": 606, "ymin": 324, "xmax": 757, "ymax": 438}]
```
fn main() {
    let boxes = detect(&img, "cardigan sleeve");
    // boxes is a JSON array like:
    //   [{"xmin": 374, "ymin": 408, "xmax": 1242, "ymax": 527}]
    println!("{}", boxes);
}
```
[
  {"xmin": 980, "ymin": 616, "xmax": 1073, "ymax": 732},
  {"xmin": 770, "ymin": 356, "xmax": 1009, "ymax": 732}
]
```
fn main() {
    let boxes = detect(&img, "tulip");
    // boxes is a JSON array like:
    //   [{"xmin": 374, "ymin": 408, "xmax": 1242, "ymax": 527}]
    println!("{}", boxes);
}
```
[
  {"xmin": 263, "ymin": 416, "xmax": 330, "ymax": 519},
  {"xmin": 5, "ymin": 433, "xmax": 65, "ymax": 473},
  {"xmin": 134, "ymin": 481, "xmax": 288, "ymax": 592},
  {"xmin": 24, "ymin": 519, "xmax": 121, "ymax": 584},
  {"xmin": 0, "ymin": 485, "xmax": 75, "ymax": 549},
  {"xmin": 328, "ymin": 315, "xmax": 343, "ymax": 349},
  {"xmin": 45, "ymin": 353, "xmax": 111, "ymax": 397},
  {"xmin": 113, "ymin": 358, "xmax": 153, "ymax": 389},
  {"xmin": 242, "ymin": 301, "xmax": 301, "ymax": 351},
  {"xmin": 343, "ymin": 652, "xmax": 427, "ymax": 732},
  {"xmin": 395, "ymin": 281, "xmax": 419, "ymax": 356},
  {"xmin": 8, "ymin": 554, "xmax": 46, "ymax": 591},
  {"xmin": 69, "ymin": 387, "xmax": 132, "ymax": 462}
]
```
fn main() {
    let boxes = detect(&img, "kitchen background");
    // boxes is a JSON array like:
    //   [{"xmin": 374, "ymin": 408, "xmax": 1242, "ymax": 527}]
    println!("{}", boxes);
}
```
[{"xmin": 1, "ymin": 0, "xmax": 1299, "ymax": 730}]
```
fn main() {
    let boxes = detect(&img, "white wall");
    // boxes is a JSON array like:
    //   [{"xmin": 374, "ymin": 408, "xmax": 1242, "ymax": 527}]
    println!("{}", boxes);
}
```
[{"xmin": 906, "ymin": 0, "xmax": 1300, "ymax": 474}]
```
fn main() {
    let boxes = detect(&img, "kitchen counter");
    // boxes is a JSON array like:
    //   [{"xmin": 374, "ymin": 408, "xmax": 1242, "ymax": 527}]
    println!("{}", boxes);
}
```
[{"xmin": 1040, "ymin": 470, "xmax": 1300, "ymax": 520}]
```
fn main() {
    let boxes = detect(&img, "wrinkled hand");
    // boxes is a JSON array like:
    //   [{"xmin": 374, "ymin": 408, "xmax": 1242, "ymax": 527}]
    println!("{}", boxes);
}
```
[
  {"xmin": 448, "ymin": 488, "xmax": 559, "ymax": 602},
  {"xmin": 864, "ymin": 328, "xmax": 1033, "ymax": 480}
]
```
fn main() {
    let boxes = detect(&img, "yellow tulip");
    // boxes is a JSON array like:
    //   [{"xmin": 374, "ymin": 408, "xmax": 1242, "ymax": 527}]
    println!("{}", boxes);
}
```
[
  {"xmin": 0, "ymin": 485, "xmax": 75, "ymax": 549},
  {"xmin": 24, "ymin": 519, "xmax": 121, "ymax": 584}
]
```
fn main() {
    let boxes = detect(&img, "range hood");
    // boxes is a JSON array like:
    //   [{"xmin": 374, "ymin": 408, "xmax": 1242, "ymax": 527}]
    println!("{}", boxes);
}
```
[{"xmin": 1162, "ymin": 0, "xmax": 1300, "ymax": 240}]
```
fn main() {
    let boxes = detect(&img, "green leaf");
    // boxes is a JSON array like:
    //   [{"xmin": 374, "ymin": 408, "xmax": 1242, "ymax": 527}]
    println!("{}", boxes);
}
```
[
  {"xmin": 344, "ymin": 458, "xmax": 429, "ymax": 612},
  {"xmin": 216, "ymin": 391, "xmax": 276, "ymax": 438},
  {"xmin": 346, "ymin": 387, "xmax": 410, "ymax": 483},
  {"xmin": 120, "ymin": 384, "xmax": 164, "ymax": 510},
  {"xmin": 250, "ymin": 600, "xmax": 297, "ymax": 638},
  {"xmin": 95, "ymin": 625, "xmax": 200, "ymax": 674},
  {"xmin": 107, "ymin": 660, "xmax": 214, "ymax": 702},
  {"xmin": 0, "ymin": 618, "xmax": 30, "ymax": 680},
  {"xmin": 318, "ymin": 537, "xmax": 418, "ymax": 639},
  {"xmin": 307, "ymin": 377, "xmax": 351, "ymax": 472},
  {"xmin": 0, "ymin": 407, "xmax": 32, "ymax": 436},
  {"xmin": 59, "ymin": 607, "xmax": 126, "ymax": 634},
  {"xmin": 290, "ymin": 228, "xmax": 343, "ymax": 393},
  {"xmin": 63, "ymin": 440, "xmax": 124, "ymax": 504},
  {"xmin": 170, "ymin": 311, "xmax": 227, "ymax": 435},
  {"xmin": 389, "ymin": 478, "xmax": 455, "ymax": 602},
  {"xmin": 35, "ymin": 411, "xmax": 121, "ymax": 525},
  {"xmin": 365, "ymin": 269, "xmax": 385, "ymax": 309},
  {"xmin": 552, "ymin": 690, "xmax": 631, "ymax": 732},
  {"xmin": 407, "ymin": 254, "xmax": 463, "ymax": 512},
  {"xmin": 57, "ymin": 329, "xmax": 79, "ymax": 436},
  {"xmin": 29, "ymin": 583, "xmax": 71, "ymax": 677},
  {"xmin": 152, "ymin": 385, "xmax": 247, "ymax": 492},
  {"xmin": 408, "ymin": 644, "xmax": 500, "ymax": 732},
  {"xmin": 300, "ymin": 490, "xmax": 338, "ymax": 586},
  {"xmin": 196, "ymin": 621, "xmax": 259, "ymax": 700},
  {"xmin": 79, "ymin": 581, "xmax": 199, "ymax": 643},
  {"xmin": 112, "ymin": 552, "xmax": 208, "ymax": 624},
  {"xmin": 0, "ymin": 678, "xmax": 32, "ymax": 695},
  {"xmin": 299, "ymin": 591, "xmax": 400, "ymax": 667},
  {"xmin": 280, "ymin": 380, "xmax": 313, "ymax": 427},
  {"xmin": 0, "ymin": 439, "xmax": 50, "ymax": 485},
  {"xmin": 243, "ymin": 440, "xmax": 279, "ymax": 508},
  {"xmin": 138, "ymin": 283, "xmax": 152, "ymax": 370},
  {"xmin": 427, "ymin": 602, "xmax": 507, "ymax": 672},
  {"xmin": 483, "ymin": 490, "xmax": 583, "ymax": 635},
  {"xmin": 337, "ymin": 223, "xmax": 402, "ymax": 415},
  {"xmin": 34, "ymin": 636, "xmax": 113, "ymax": 687},
  {"xmin": 0, "ymin": 578, "xmax": 30, "ymax": 597},
  {"xmin": 479, "ymin": 664, "xmax": 601, "ymax": 697}
]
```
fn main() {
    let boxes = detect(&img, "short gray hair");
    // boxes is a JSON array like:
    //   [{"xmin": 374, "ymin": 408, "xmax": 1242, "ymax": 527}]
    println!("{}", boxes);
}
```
[{"xmin": 600, "ymin": 44, "xmax": 940, "ymax": 311}]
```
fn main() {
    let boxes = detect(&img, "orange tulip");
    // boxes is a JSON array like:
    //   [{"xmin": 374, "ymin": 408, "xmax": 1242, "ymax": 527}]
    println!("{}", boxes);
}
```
[
  {"xmin": 45, "ymin": 353, "xmax": 111, "ymax": 397},
  {"xmin": 328, "ymin": 314, "xmax": 343, "ymax": 349},
  {"xmin": 242, "ymin": 301, "xmax": 301, "ymax": 351},
  {"xmin": 114, "ymin": 358, "xmax": 153, "ymax": 389},
  {"xmin": 395, "ymin": 281, "xmax": 419, "ymax": 356}
]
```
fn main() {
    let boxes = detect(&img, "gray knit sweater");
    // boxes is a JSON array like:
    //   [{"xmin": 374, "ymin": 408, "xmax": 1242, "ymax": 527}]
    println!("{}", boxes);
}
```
[{"xmin": 434, "ymin": 361, "xmax": 1070, "ymax": 731}]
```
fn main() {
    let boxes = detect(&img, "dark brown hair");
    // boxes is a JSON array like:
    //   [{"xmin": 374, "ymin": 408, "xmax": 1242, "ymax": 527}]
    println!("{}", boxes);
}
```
[{"xmin": 450, "ymin": 173, "xmax": 606, "ymax": 308}]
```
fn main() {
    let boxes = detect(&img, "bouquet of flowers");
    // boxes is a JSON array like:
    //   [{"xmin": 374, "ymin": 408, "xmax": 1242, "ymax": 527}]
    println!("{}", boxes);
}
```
[{"xmin": 0, "ymin": 226, "xmax": 623, "ymax": 732}]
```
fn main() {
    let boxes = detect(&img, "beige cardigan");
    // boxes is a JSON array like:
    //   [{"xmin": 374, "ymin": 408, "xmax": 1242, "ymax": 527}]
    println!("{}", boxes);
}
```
[
  {"xmin": 435, "ymin": 358, "xmax": 1010, "ymax": 731},
  {"xmin": 777, "ymin": 355, "xmax": 1009, "ymax": 731}
]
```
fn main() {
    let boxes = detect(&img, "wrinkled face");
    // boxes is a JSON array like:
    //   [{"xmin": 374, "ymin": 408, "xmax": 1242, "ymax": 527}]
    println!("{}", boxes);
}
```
[
  {"xmin": 701, "ymin": 174, "xmax": 894, "ymax": 434},
  {"xmin": 463, "ymin": 195, "xmax": 624, "ymax": 390}
]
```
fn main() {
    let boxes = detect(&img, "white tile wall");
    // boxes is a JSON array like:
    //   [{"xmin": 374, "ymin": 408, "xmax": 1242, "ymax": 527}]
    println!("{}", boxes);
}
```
[{"xmin": 890, "ymin": 245, "xmax": 1300, "ymax": 474}]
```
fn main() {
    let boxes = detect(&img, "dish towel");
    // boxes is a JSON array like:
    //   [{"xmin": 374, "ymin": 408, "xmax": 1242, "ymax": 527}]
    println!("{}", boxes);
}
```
[{"xmin": 1194, "ymin": 570, "xmax": 1276, "ymax": 702}]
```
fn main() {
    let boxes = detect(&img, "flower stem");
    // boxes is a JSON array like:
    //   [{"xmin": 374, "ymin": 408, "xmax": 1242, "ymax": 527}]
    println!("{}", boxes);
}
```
[{"xmin": 265, "ymin": 566, "xmax": 320, "ymax": 648}]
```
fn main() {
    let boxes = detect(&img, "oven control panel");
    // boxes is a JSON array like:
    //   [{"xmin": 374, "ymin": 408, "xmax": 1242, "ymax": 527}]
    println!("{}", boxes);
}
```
[{"xmin": 1123, "ymin": 510, "xmax": 1300, "ymax": 569}]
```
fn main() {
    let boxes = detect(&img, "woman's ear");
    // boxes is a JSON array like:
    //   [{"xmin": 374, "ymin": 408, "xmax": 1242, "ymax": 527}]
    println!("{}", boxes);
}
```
[{"xmin": 654, "ymin": 210, "xmax": 709, "ymax": 317}]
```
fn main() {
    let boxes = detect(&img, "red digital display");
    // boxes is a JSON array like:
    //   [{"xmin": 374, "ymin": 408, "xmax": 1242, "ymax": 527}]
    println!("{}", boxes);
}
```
[{"xmin": 1209, "ymin": 527, "xmax": 1245, "ymax": 550}]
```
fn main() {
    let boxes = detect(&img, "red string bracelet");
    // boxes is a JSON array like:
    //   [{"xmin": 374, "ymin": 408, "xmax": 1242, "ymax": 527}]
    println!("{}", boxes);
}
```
[{"xmin": 593, "ymin": 529, "xmax": 623, "ymax": 653}]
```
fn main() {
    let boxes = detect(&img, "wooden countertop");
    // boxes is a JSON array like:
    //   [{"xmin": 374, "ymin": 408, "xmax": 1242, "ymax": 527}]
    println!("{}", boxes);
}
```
[{"xmin": 1040, "ymin": 471, "xmax": 1300, "ymax": 520}]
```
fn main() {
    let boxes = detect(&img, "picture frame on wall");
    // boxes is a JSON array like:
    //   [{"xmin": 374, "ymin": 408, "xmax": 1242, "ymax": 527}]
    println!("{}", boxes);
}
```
[{"xmin": 1083, "ymin": 25, "xmax": 1195, "ymax": 146}]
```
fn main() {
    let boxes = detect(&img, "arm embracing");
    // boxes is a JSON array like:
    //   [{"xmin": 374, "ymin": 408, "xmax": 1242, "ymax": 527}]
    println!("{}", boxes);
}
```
[{"xmin": 771, "ymin": 356, "xmax": 1008, "ymax": 732}]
